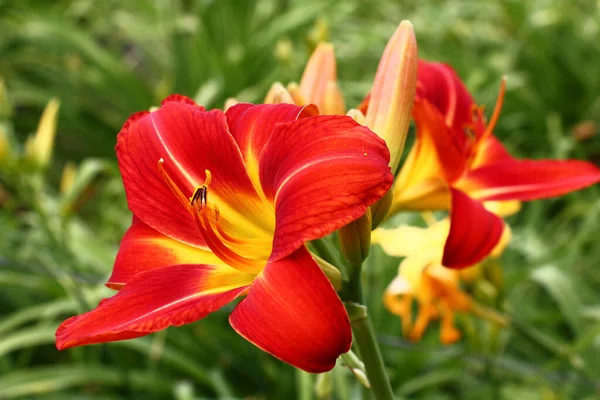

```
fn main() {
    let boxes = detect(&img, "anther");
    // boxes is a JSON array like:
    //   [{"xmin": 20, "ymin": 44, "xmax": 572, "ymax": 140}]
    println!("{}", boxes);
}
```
[{"xmin": 190, "ymin": 187, "xmax": 204, "ymax": 206}]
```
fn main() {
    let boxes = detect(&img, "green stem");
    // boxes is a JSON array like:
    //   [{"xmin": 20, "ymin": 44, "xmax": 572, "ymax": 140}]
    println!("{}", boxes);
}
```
[
  {"xmin": 345, "ymin": 261, "xmax": 394, "ymax": 400},
  {"xmin": 296, "ymin": 369, "xmax": 313, "ymax": 400}
]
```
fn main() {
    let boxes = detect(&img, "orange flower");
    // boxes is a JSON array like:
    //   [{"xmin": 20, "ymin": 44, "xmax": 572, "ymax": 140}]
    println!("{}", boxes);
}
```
[
  {"xmin": 375, "ymin": 219, "xmax": 510, "ymax": 344},
  {"xmin": 363, "ymin": 60, "xmax": 600, "ymax": 268}
]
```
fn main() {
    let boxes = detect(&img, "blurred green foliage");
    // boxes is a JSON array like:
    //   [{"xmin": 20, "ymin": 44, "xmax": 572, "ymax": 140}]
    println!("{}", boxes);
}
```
[{"xmin": 1, "ymin": 0, "xmax": 599, "ymax": 399}]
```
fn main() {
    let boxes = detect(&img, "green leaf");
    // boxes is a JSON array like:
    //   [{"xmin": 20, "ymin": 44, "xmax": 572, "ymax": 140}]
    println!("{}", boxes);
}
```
[
  {"xmin": 530, "ymin": 264, "xmax": 582, "ymax": 334},
  {"xmin": 0, "ymin": 366, "xmax": 171, "ymax": 398}
]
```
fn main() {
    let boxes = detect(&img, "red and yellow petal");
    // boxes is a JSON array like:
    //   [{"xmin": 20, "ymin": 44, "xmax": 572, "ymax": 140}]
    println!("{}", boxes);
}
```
[
  {"xmin": 116, "ymin": 95, "xmax": 272, "ymax": 246},
  {"xmin": 391, "ymin": 98, "xmax": 466, "ymax": 213},
  {"xmin": 416, "ymin": 60, "xmax": 485, "ymax": 139},
  {"xmin": 458, "ymin": 159, "xmax": 600, "ymax": 202},
  {"xmin": 469, "ymin": 135, "xmax": 514, "ymax": 169},
  {"xmin": 229, "ymin": 247, "xmax": 351, "ymax": 373},
  {"xmin": 442, "ymin": 189, "xmax": 504, "ymax": 269},
  {"xmin": 107, "ymin": 217, "xmax": 221, "ymax": 290},
  {"xmin": 225, "ymin": 103, "xmax": 317, "ymax": 199},
  {"xmin": 258, "ymin": 115, "xmax": 393, "ymax": 260},
  {"xmin": 412, "ymin": 99, "xmax": 467, "ymax": 182},
  {"xmin": 56, "ymin": 264, "xmax": 255, "ymax": 350}
]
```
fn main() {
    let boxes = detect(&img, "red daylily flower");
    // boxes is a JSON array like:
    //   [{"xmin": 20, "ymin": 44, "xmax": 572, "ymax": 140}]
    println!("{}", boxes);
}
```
[
  {"xmin": 378, "ymin": 60, "xmax": 600, "ymax": 268},
  {"xmin": 55, "ymin": 95, "xmax": 393, "ymax": 372}
]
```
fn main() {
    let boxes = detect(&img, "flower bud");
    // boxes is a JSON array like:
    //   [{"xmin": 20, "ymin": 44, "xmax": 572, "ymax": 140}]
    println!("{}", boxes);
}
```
[
  {"xmin": 264, "ymin": 82, "xmax": 295, "ymax": 104},
  {"xmin": 0, "ymin": 125, "xmax": 11, "ymax": 165},
  {"xmin": 322, "ymin": 81, "xmax": 345, "ymax": 115},
  {"xmin": 312, "ymin": 253, "xmax": 343, "ymax": 291},
  {"xmin": 299, "ymin": 43, "xmax": 337, "ymax": 112},
  {"xmin": 274, "ymin": 38, "xmax": 294, "ymax": 63},
  {"xmin": 346, "ymin": 109, "xmax": 366, "ymax": 125},
  {"xmin": 223, "ymin": 98, "xmax": 239, "ymax": 111},
  {"xmin": 60, "ymin": 162, "xmax": 77, "ymax": 194},
  {"xmin": 24, "ymin": 98, "xmax": 60, "ymax": 169},
  {"xmin": 286, "ymin": 82, "xmax": 306, "ymax": 106},
  {"xmin": 339, "ymin": 209, "xmax": 372, "ymax": 265},
  {"xmin": 370, "ymin": 188, "xmax": 393, "ymax": 229},
  {"xmin": 365, "ymin": 20, "xmax": 418, "ymax": 174}
]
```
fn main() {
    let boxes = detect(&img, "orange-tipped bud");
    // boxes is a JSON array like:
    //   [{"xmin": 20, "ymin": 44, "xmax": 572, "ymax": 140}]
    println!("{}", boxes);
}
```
[
  {"xmin": 365, "ymin": 20, "xmax": 418, "ymax": 174},
  {"xmin": 286, "ymin": 82, "xmax": 306, "ymax": 106},
  {"xmin": 322, "ymin": 81, "xmax": 346, "ymax": 115},
  {"xmin": 264, "ymin": 82, "xmax": 295, "ymax": 104},
  {"xmin": 299, "ymin": 43, "xmax": 337, "ymax": 112}
]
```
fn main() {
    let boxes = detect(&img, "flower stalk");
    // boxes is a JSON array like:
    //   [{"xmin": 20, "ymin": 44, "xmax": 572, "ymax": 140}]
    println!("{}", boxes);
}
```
[{"xmin": 345, "ymin": 300, "xmax": 394, "ymax": 400}]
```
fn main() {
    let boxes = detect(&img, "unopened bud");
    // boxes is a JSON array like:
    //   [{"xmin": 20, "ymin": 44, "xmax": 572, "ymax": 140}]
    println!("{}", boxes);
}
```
[
  {"xmin": 286, "ymin": 82, "xmax": 306, "ymax": 106},
  {"xmin": 274, "ymin": 38, "xmax": 294, "ymax": 63},
  {"xmin": 312, "ymin": 253, "xmax": 343, "ymax": 291},
  {"xmin": 322, "ymin": 81, "xmax": 345, "ymax": 115},
  {"xmin": 352, "ymin": 368, "xmax": 371, "ymax": 388},
  {"xmin": 24, "ymin": 98, "xmax": 60, "ymax": 169},
  {"xmin": 60, "ymin": 162, "xmax": 77, "ymax": 194},
  {"xmin": 299, "ymin": 43, "xmax": 337, "ymax": 112},
  {"xmin": 264, "ymin": 82, "xmax": 295, "ymax": 104},
  {"xmin": 365, "ymin": 20, "xmax": 418, "ymax": 174},
  {"xmin": 370, "ymin": 188, "xmax": 393, "ymax": 229},
  {"xmin": 0, "ymin": 125, "xmax": 11, "ymax": 164},
  {"xmin": 339, "ymin": 209, "xmax": 372, "ymax": 265},
  {"xmin": 223, "ymin": 98, "xmax": 239, "ymax": 111},
  {"xmin": 346, "ymin": 109, "xmax": 366, "ymax": 125}
]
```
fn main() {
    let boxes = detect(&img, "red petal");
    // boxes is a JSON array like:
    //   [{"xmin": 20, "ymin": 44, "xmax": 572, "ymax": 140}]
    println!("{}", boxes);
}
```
[
  {"xmin": 225, "ymin": 103, "xmax": 317, "ymax": 191},
  {"xmin": 459, "ymin": 159, "xmax": 600, "ymax": 201},
  {"xmin": 161, "ymin": 94, "xmax": 205, "ymax": 109},
  {"xmin": 442, "ymin": 189, "xmax": 504, "ymax": 269},
  {"xmin": 56, "ymin": 264, "xmax": 254, "ymax": 349},
  {"xmin": 116, "ymin": 97, "xmax": 272, "ymax": 248},
  {"xmin": 417, "ymin": 60, "xmax": 484, "ymax": 139},
  {"xmin": 409, "ymin": 99, "xmax": 467, "ymax": 182},
  {"xmin": 107, "ymin": 217, "xmax": 221, "ymax": 290},
  {"xmin": 469, "ymin": 135, "xmax": 514, "ymax": 169},
  {"xmin": 229, "ymin": 247, "xmax": 351, "ymax": 373},
  {"xmin": 259, "ymin": 115, "xmax": 393, "ymax": 260}
]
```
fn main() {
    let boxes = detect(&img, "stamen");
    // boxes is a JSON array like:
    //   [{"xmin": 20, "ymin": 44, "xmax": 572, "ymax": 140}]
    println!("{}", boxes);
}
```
[
  {"xmin": 158, "ymin": 159, "xmax": 192, "ymax": 213},
  {"xmin": 190, "ymin": 171, "xmax": 264, "ymax": 273},
  {"xmin": 158, "ymin": 162, "xmax": 265, "ymax": 272},
  {"xmin": 189, "ymin": 186, "xmax": 205, "ymax": 206},
  {"xmin": 480, "ymin": 76, "xmax": 506, "ymax": 141},
  {"xmin": 192, "ymin": 200, "xmax": 263, "ymax": 273}
]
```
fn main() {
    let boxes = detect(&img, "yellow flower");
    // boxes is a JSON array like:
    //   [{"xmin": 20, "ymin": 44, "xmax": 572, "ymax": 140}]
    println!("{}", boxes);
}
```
[{"xmin": 374, "ymin": 219, "xmax": 510, "ymax": 344}]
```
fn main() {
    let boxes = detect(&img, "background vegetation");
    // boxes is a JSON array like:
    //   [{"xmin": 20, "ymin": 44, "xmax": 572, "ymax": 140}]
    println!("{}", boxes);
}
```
[{"xmin": 1, "ymin": 0, "xmax": 599, "ymax": 398}]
